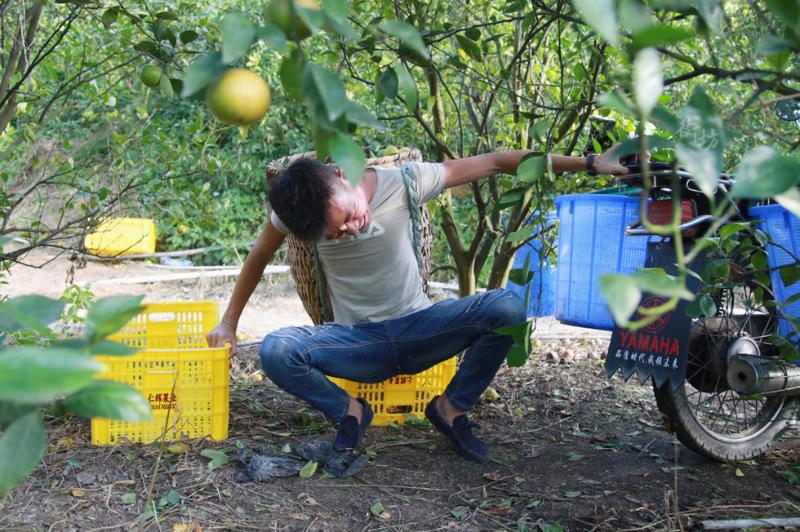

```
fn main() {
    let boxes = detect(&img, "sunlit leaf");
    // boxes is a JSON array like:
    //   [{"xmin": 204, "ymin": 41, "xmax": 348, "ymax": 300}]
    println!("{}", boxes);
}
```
[
  {"xmin": 303, "ymin": 64, "xmax": 347, "ymax": 121},
  {"xmin": 675, "ymin": 87, "xmax": 725, "ymax": 198},
  {"xmin": 571, "ymin": 0, "xmax": 620, "ymax": 46},
  {"xmin": 0, "ymin": 347, "xmax": 104, "ymax": 403},
  {"xmin": 379, "ymin": 20, "xmax": 429, "ymax": 60},
  {"xmin": 64, "ymin": 380, "xmax": 152, "ymax": 421},
  {"xmin": 600, "ymin": 274, "xmax": 641, "ymax": 325},
  {"xmin": 394, "ymin": 63, "xmax": 418, "ymax": 113},
  {"xmin": 633, "ymin": 47, "xmax": 662, "ymax": 115},
  {"xmin": 180, "ymin": 52, "xmax": 224, "ymax": 98},
  {"xmin": 86, "ymin": 295, "xmax": 145, "ymax": 343},
  {"xmin": 731, "ymin": 146, "xmax": 800, "ymax": 199},
  {"xmin": 0, "ymin": 295, "xmax": 64, "ymax": 334},
  {"xmin": 329, "ymin": 132, "xmax": 366, "ymax": 185}
]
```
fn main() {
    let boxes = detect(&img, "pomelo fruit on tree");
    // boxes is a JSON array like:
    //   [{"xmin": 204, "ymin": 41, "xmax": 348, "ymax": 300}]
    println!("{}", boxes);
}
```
[
  {"xmin": 266, "ymin": 0, "xmax": 320, "ymax": 41},
  {"xmin": 206, "ymin": 69, "xmax": 271, "ymax": 130},
  {"xmin": 140, "ymin": 65, "xmax": 162, "ymax": 88}
]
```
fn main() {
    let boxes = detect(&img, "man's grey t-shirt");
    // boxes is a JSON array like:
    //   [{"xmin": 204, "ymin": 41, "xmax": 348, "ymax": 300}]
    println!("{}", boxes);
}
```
[{"xmin": 270, "ymin": 162, "xmax": 446, "ymax": 326}]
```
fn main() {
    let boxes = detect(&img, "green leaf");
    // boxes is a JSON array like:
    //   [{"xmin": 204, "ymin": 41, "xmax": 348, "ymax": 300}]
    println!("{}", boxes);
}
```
[
  {"xmin": 64, "ymin": 380, "xmax": 152, "ymax": 421},
  {"xmin": 256, "ymin": 24, "xmax": 288, "ymax": 54},
  {"xmin": 179, "ymin": 30, "xmax": 199, "ymax": 44},
  {"xmin": 731, "ymin": 147, "xmax": 800, "ymax": 199},
  {"xmin": 121, "ymin": 492, "xmax": 137, "ymax": 504},
  {"xmin": 102, "ymin": 7, "xmax": 119, "ymax": 28},
  {"xmin": 0, "ymin": 295, "xmax": 65, "ymax": 334},
  {"xmin": 0, "ymin": 347, "xmax": 105, "ymax": 403},
  {"xmin": 497, "ymin": 188, "xmax": 525, "ymax": 208},
  {"xmin": 180, "ymin": 52, "xmax": 224, "ymax": 98},
  {"xmin": 329, "ymin": 133, "xmax": 366, "ymax": 186},
  {"xmin": 633, "ymin": 47, "xmax": 662, "ymax": 115},
  {"xmin": 571, "ymin": 0, "xmax": 620, "ymax": 46},
  {"xmin": 517, "ymin": 153, "xmax": 545, "ymax": 183},
  {"xmin": 0, "ymin": 410, "xmax": 46, "ymax": 497},
  {"xmin": 633, "ymin": 269, "xmax": 694, "ymax": 300},
  {"xmin": 506, "ymin": 344, "xmax": 529, "ymax": 368},
  {"xmin": 651, "ymin": 107, "xmax": 680, "ymax": 133},
  {"xmin": 619, "ymin": 0, "xmax": 653, "ymax": 32},
  {"xmin": 377, "ymin": 68, "xmax": 399, "ymax": 100},
  {"xmin": 279, "ymin": 47, "xmax": 305, "ymax": 101},
  {"xmin": 85, "ymin": 295, "xmax": 144, "ymax": 343},
  {"xmin": 565, "ymin": 490, "xmax": 582, "ymax": 498},
  {"xmin": 89, "ymin": 341, "xmax": 138, "ymax": 356},
  {"xmin": 597, "ymin": 89, "xmax": 637, "ymax": 118},
  {"xmin": 631, "ymin": 25, "xmax": 693, "ymax": 52},
  {"xmin": 766, "ymin": 0, "xmax": 800, "ymax": 35},
  {"xmin": 322, "ymin": 0, "xmax": 348, "ymax": 21},
  {"xmin": 159, "ymin": 72, "xmax": 174, "ymax": 98},
  {"xmin": 370, "ymin": 500, "xmax": 385, "ymax": 517},
  {"xmin": 675, "ymin": 87, "xmax": 725, "ymax": 198},
  {"xmin": 756, "ymin": 35, "xmax": 795, "ymax": 55},
  {"xmin": 323, "ymin": 14, "xmax": 359, "ymax": 40},
  {"xmin": 776, "ymin": 188, "xmax": 800, "ymax": 219},
  {"xmin": 507, "ymin": 226, "xmax": 535, "ymax": 243},
  {"xmin": 393, "ymin": 62, "xmax": 418, "ymax": 113},
  {"xmin": 345, "ymin": 101, "xmax": 386, "ymax": 130},
  {"xmin": 0, "ymin": 402, "xmax": 36, "ymax": 430},
  {"xmin": 699, "ymin": 294, "xmax": 717, "ymax": 317},
  {"xmin": 455, "ymin": 35, "xmax": 482, "ymax": 61},
  {"xmin": 222, "ymin": 12, "xmax": 256, "ymax": 64},
  {"xmin": 600, "ymin": 274, "xmax": 641, "ymax": 325},
  {"xmin": 303, "ymin": 64, "xmax": 347, "ymax": 122},
  {"xmin": 612, "ymin": 136, "xmax": 674, "ymax": 158},
  {"xmin": 777, "ymin": 468, "xmax": 800, "ymax": 485},
  {"xmin": 299, "ymin": 460, "xmax": 317, "ymax": 478},
  {"xmin": 159, "ymin": 489, "xmax": 181, "ymax": 507},
  {"xmin": 201, "ymin": 448, "xmax": 231, "ymax": 470},
  {"xmin": 379, "ymin": 20, "xmax": 429, "ymax": 60},
  {"xmin": 696, "ymin": 0, "xmax": 724, "ymax": 34},
  {"xmin": 780, "ymin": 265, "xmax": 800, "ymax": 288}
]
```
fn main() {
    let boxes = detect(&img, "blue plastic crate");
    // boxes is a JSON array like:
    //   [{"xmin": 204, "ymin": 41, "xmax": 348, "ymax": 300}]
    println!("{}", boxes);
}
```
[
  {"xmin": 554, "ymin": 194, "xmax": 650, "ymax": 330},
  {"xmin": 506, "ymin": 213, "xmax": 556, "ymax": 317},
  {"xmin": 749, "ymin": 203, "xmax": 800, "ymax": 343}
]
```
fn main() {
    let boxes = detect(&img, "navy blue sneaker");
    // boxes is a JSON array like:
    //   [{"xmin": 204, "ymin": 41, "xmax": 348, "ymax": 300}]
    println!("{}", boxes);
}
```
[
  {"xmin": 425, "ymin": 395, "xmax": 489, "ymax": 463},
  {"xmin": 334, "ymin": 398, "xmax": 373, "ymax": 451}
]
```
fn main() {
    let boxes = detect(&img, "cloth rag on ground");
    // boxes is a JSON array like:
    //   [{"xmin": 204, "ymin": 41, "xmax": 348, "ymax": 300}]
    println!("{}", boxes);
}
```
[{"xmin": 237, "ymin": 440, "xmax": 369, "ymax": 483}]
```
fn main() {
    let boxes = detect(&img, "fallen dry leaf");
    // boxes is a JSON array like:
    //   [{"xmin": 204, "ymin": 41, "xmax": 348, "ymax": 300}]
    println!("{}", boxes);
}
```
[{"xmin": 483, "ymin": 471, "xmax": 505, "ymax": 482}]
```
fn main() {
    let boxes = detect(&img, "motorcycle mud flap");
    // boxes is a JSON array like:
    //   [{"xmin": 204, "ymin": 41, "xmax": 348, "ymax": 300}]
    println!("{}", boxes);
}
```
[{"xmin": 605, "ymin": 240, "xmax": 706, "ymax": 389}]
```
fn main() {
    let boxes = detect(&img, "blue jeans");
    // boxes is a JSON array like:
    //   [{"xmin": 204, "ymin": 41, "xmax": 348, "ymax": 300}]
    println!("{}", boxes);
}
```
[{"xmin": 259, "ymin": 289, "xmax": 527, "ymax": 423}]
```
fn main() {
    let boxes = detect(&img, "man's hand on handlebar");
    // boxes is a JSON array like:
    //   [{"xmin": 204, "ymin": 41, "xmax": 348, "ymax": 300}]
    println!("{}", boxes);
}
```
[
  {"xmin": 207, "ymin": 321, "xmax": 239, "ymax": 357},
  {"xmin": 595, "ymin": 144, "xmax": 631, "ymax": 175}
]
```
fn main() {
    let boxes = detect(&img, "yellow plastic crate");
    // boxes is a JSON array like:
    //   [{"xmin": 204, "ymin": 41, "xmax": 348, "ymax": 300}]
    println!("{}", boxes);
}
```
[
  {"xmin": 91, "ymin": 302, "xmax": 230, "ymax": 445},
  {"xmin": 329, "ymin": 357, "xmax": 457, "ymax": 426},
  {"xmin": 84, "ymin": 217, "xmax": 156, "ymax": 256}
]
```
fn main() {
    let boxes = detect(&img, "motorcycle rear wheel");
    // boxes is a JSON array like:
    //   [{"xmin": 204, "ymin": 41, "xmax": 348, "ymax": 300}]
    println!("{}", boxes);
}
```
[{"xmin": 652, "ymin": 296, "xmax": 798, "ymax": 462}]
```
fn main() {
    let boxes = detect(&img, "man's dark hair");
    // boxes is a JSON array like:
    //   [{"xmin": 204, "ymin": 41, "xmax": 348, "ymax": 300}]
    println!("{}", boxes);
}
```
[{"xmin": 268, "ymin": 158, "xmax": 338, "ymax": 242}]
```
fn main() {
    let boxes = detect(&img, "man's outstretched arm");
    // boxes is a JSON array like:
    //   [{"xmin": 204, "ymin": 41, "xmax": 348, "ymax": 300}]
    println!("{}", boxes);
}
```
[
  {"xmin": 206, "ymin": 221, "xmax": 286, "ymax": 356},
  {"xmin": 442, "ymin": 148, "xmax": 627, "ymax": 189}
]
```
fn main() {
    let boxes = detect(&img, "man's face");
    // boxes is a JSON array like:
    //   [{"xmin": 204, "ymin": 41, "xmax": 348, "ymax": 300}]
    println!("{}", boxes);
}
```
[{"xmin": 324, "ymin": 178, "xmax": 371, "ymax": 240}]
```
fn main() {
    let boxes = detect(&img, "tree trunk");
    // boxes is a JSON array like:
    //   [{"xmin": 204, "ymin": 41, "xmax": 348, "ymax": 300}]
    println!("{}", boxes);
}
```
[{"xmin": 0, "ymin": 1, "xmax": 43, "ymax": 136}]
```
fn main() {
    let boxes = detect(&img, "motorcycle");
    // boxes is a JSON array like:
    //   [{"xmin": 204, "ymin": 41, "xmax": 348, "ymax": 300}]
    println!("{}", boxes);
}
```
[{"xmin": 603, "ymin": 162, "xmax": 799, "ymax": 462}]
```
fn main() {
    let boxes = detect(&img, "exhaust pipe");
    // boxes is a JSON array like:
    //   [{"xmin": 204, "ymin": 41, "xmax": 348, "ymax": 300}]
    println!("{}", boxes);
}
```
[{"xmin": 727, "ymin": 356, "xmax": 800, "ymax": 396}]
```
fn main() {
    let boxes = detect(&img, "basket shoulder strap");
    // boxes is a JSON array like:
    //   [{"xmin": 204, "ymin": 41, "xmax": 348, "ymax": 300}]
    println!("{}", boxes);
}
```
[
  {"xmin": 401, "ymin": 165, "xmax": 423, "ymax": 271},
  {"xmin": 311, "ymin": 243, "xmax": 333, "ymax": 323}
]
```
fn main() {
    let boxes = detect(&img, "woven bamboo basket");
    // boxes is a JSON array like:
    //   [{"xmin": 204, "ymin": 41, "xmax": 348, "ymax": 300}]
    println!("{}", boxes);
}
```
[{"xmin": 266, "ymin": 149, "xmax": 434, "ymax": 325}]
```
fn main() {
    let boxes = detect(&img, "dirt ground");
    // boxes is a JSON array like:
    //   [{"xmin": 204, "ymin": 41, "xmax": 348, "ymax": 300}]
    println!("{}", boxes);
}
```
[{"xmin": 2, "ymin": 252, "xmax": 800, "ymax": 531}]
